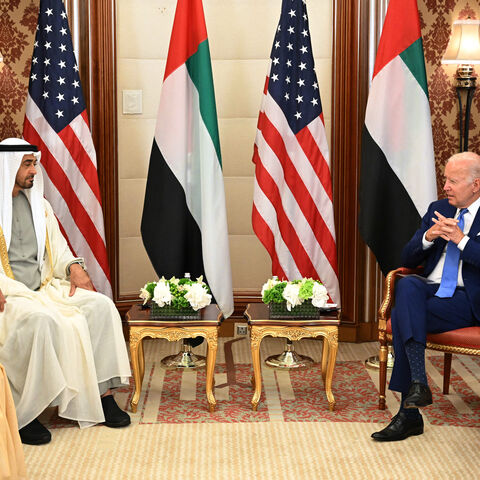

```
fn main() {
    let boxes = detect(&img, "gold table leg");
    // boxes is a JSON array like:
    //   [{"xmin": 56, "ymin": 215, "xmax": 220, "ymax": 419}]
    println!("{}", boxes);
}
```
[
  {"xmin": 205, "ymin": 334, "xmax": 218, "ymax": 412},
  {"xmin": 321, "ymin": 336, "xmax": 329, "ymax": 382},
  {"xmin": 324, "ymin": 330, "xmax": 338, "ymax": 411},
  {"xmin": 251, "ymin": 329, "xmax": 263, "ymax": 411},
  {"xmin": 129, "ymin": 329, "xmax": 143, "ymax": 413},
  {"xmin": 138, "ymin": 338, "xmax": 145, "ymax": 384}
]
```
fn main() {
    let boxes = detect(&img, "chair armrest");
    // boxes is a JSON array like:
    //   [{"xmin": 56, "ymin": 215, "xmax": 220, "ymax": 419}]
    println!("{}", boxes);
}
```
[{"xmin": 378, "ymin": 267, "xmax": 423, "ymax": 325}]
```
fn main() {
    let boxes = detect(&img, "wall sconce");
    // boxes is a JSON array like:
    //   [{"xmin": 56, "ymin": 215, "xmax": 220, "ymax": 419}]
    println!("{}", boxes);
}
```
[{"xmin": 442, "ymin": 19, "xmax": 480, "ymax": 152}]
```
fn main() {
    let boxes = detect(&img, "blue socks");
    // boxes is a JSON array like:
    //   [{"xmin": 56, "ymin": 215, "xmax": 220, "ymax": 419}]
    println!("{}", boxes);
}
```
[
  {"xmin": 405, "ymin": 339, "xmax": 428, "ymax": 385},
  {"xmin": 398, "ymin": 338, "xmax": 427, "ymax": 419}
]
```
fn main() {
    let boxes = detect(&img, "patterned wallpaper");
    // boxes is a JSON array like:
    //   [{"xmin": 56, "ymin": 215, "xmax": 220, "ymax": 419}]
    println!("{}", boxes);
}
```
[
  {"xmin": 0, "ymin": 0, "xmax": 37, "ymax": 140},
  {"xmin": 419, "ymin": 0, "xmax": 480, "ymax": 194}
]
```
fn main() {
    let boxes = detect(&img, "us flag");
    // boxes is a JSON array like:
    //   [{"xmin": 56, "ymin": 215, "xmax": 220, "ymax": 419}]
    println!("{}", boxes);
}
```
[
  {"xmin": 23, "ymin": 0, "xmax": 112, "ymax": 297},
  {"xmin": 252, "ymin": 0, "xmax": 340, "ymax": 304}
]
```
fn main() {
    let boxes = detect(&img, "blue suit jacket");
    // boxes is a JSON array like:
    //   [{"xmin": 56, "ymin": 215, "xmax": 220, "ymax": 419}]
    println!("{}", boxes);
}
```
[{"xmin": 402, "ymin": 198, "xmax": 480, "ymax": 321}]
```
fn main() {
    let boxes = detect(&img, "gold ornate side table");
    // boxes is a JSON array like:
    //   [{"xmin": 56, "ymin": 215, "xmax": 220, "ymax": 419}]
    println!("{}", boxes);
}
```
[
  {"xmin": 244, "ymin": 303, "xmax": 340, "ymax": 412},
  {"xmin": 126, "ymin": 304, "xmax": 223, "ymax": 413}
]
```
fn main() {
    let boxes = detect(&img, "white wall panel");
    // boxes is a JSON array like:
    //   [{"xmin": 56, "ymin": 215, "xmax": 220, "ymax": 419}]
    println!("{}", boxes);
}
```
[
  {"xmin": 119, "ymin": 237, "xmax": 158, "ymax": 293},
  {"xmin": 118, "ymin": 118, "xmax": 156, "ymax": 179},
  {"xmin": 224, "ymin": 177, "xmax": 255, "ymax": 235},
  {"xmin": 119, "ymin": 178, "xmax": 147, "ymax": 238},
  {"xmin": 219, "ymin": 118, "xmax": 257, "ymax": 177},
  {"xmin": 229, "ymin": 234, "xmax": 273, "ymax": 290}
]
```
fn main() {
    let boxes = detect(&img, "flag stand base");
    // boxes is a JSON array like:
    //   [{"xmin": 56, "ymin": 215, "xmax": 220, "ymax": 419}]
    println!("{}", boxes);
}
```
[
  {"xmin": 365, "ymin": 347, "xmax": 395, "ymax": 370},
  {"xmin": 161, "ymin": 341, "xmax": 206, "ymax": 369},
  {"xmin": 265, "ymin": 340, "xmax": 314, "ymax": 369}
]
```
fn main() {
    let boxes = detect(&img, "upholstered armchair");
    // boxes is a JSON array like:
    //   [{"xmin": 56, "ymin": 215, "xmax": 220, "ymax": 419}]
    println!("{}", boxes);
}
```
[{"xmin": 377, "ymin": 267, "xmax": 480, "ymax": 410}]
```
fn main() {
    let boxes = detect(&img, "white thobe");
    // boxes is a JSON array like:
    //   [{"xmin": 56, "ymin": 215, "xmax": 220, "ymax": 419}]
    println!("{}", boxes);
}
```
[{"xmin": 0, "ymin": 199, "xmax": 131, "ymax": 429}]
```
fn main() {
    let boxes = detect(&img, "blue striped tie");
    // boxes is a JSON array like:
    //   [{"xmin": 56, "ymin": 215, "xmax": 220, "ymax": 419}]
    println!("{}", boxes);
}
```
[{"xmin": 435, "ymin": 208, "xmax": 468, "ymax": 298}]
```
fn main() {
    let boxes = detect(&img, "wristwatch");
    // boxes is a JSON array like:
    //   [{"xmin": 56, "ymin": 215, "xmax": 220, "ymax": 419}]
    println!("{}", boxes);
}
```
[{"xmin": 66, "ymin": 258, "xmax": 87, "ymax": 276}]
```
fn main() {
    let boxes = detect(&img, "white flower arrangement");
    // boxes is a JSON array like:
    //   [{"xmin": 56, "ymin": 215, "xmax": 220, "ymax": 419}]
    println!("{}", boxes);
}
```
[
  {"xmin": 139, "ymin": 276, "xmax": 212, "ymax": 311},
  {"xmin": 261, "ymin": 277, "xmax": 329, "ymax": 311}
]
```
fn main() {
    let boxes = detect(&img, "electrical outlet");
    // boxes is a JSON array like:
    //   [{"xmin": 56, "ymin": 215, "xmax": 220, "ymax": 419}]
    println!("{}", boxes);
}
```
[{"xmin": 236, "ymin": 324, "xmax": 248, "ymax": 336}]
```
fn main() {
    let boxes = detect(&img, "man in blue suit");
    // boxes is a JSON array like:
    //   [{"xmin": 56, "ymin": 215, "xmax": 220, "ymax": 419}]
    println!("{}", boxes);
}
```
[{"xmin": 372, "ymin": 151, "xmax": 480, "ymax": 442}]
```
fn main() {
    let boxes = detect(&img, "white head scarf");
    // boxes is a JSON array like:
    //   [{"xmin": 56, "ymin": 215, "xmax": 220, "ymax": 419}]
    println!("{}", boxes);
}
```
[{"xmin": 0, "ymin": 138, "xmax": 46, "ymax": 268}]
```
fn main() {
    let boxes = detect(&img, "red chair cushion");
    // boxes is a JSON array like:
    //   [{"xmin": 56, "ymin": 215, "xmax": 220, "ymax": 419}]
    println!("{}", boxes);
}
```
[{"xmin": 385, "ymin": 319, "xmax": 480, "ymax": 350}]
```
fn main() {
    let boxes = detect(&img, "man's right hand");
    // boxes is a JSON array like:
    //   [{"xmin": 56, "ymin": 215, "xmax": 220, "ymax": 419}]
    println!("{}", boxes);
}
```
[
  {"xmin": 425, "ymin": 223, "xmax": 443, "ymax": 242},
  {"xmin": 426, "ymin": 210, "xmax": 462, "ymax": 243},
  {"xmin": 0, "ymin": 288, "xmax": 6, "ymax": 313}
]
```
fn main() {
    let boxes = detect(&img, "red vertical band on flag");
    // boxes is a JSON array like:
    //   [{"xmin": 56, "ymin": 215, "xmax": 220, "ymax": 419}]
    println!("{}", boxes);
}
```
[
  {"xmin": 164, "ymin": 0, "xmax": 208, "ymax": 80},
  {"xmin": 372, "ymin": 0, "xmax": 422, "ymax": 78}
]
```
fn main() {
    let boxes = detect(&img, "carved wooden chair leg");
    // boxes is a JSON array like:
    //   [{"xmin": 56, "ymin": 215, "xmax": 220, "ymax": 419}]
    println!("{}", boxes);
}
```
[
  {"xmin": 379, "ymin": 342, "xmax": 388, "ymax": 410},
  {"xmin": 443, "ymin": 352, "xmax": 453, "ymax": 394}
]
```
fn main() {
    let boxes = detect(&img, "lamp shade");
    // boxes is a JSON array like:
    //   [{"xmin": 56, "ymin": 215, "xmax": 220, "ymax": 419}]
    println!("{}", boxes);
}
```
[{"xmin": 442, "ymin": 19, "xmax": 480, "ymax": 64}]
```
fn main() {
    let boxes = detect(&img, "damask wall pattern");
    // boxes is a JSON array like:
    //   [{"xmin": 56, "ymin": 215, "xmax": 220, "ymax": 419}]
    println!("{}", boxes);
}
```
[
  {"xmin": 0, "ymin": 0, "xmax": 37, "ymax": 140},
  {"xmin": 419, "ymin": 0, "xmax": 480, "ymax": 194}
]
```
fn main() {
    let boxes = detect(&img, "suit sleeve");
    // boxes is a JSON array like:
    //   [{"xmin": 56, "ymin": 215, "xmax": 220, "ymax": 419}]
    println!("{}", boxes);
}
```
[
  {"xmin": 461, "ymin": 235, "xmax": 480, "ymax": 269},
  {"xmin": 401, "ymin": 202, "xmax": 438, "ymax": 268}
]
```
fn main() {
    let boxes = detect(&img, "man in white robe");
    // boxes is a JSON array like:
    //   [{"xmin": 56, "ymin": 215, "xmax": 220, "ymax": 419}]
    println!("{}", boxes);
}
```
[{"xmin": 0, "ymin": 138, "xmax": 131, "ymax": 445}]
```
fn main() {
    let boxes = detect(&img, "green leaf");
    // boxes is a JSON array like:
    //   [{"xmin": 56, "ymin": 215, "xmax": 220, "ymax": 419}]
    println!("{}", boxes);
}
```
[
  {"xmin": 262, "ymin": 282, "xmax": 287, "ymax": 303},
  {"xmin": 299, "ymin": 279, "xmax": 314, "ymax": 300}
]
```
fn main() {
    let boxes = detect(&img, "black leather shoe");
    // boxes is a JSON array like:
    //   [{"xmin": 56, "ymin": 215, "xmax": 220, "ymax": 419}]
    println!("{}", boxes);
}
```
[
  {"xmin": 101, "ymin": 395, "xmax": 131, "ymax": 428},
  {"xmin": 19, "ymin": 418, "xmax": 51, "ymax": 445},
  {"xmin": 371, "ymin": 412, "xmax": 423, "ymax": 442},
  {"xmin": 403, "ymin": 381, "xmax": 433, "ymax": 408}
]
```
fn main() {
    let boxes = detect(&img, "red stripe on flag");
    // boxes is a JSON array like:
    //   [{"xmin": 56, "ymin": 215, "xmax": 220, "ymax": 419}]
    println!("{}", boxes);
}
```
[
  {"xmin": 252, "ymin": 204, "xmax": 287, "ymax": 280},
  {"xmin": 258, "ymin": 113, "xmax": 338, "ymax": 274},
  {"xmin": 263, "ymin": 76, "xmax": 269, "ymax": 96},
  {"xmin": 164, "ymin": 0, "xmax": 208, "ymax": 80},
  {"xmin": 253, "ymin": 145, "xmax": 318, "ymax": 278},
  {"xmin": 23, "ymin": 120, "xmax": 111, "ymax": 281},
  {"xmin": 373, "ymin": 0, "xmax": 421, "ymax": 78},
  {"xmin": 295, "ymin": 124, "xmax": 333, "ymax": 201},
  {"xmin": 58, "ymin": 124, "xmax": 102, "ymax": 204},
  {"xmin": 81, "ymin": 110, "xmax": 90, "ymax": 128}
]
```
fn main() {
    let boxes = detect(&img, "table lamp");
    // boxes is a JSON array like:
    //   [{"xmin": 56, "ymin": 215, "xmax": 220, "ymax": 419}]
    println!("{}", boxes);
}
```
[{"xmin": 442, "ymin": 19, "xmax": 480, "ymax": 151}]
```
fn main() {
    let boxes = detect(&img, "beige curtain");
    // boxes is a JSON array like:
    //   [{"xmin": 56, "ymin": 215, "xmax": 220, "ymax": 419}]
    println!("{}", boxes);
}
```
[{"xmin": 0, "ymin": 364, "xmax": 26, "ymax": 480}]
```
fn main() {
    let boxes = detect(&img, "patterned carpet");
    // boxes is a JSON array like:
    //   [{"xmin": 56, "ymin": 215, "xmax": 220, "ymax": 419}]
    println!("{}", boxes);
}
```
[
  {"xmin": 23, "ymin": 338, "xmax": 480, "ymax": 480},
  {"xmin": 40, "ymin": 336, "xmax": 480, "ymax": 428}
]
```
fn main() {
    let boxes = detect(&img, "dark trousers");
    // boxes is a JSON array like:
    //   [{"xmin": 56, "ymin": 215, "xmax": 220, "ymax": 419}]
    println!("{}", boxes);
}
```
[{"xmin": 389, "ymin": 276, "xmax": 476, "ymax": 393}]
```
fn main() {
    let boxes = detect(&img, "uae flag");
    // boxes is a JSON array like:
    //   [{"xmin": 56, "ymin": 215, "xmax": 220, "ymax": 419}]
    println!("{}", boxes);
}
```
[
  {"xmin": 359, "ymin": 0, "xmax": 437, "ymax": 276},
  {"xmin": 141, "ymin": 0, "xmax": 234, "ymax": 317}
]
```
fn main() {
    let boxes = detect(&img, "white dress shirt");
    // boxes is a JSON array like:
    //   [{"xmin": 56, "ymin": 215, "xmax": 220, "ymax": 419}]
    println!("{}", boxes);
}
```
[{"xmin": 422, "ymin": 196, "xmax": 480, "ymax": 285}]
